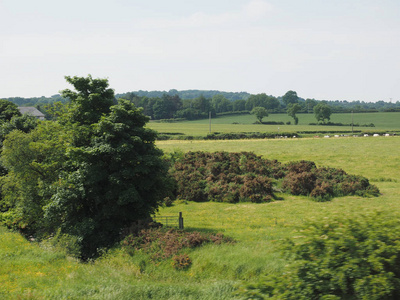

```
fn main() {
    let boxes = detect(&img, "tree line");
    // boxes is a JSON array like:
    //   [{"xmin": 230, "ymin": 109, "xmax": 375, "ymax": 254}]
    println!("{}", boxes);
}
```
[{"xmin": 3, "ymin": 90, "xmax": 400, "ymax": 122}]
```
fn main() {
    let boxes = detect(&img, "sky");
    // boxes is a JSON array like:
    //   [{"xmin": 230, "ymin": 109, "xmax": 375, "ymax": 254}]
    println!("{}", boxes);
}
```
[{"xmin": 1, "ymin": 0, "xmax": 400, "ymax": 102}]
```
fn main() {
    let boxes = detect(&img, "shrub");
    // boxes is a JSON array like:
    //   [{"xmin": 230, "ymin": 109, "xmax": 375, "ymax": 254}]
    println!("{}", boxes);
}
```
[
  {"xmin": 240, "ymin": 211, "xmax": 400, "ymax": 299},
  {"xmin": 171, "ymin": 152, "xmax": 379, "ymax": 203},
  {"xmin": 172, "ymin": 254, "xmax": 192, "ymax": 270},
  {"xmin": 122, "ymin": 228, "xmax": 234, "ymax": 262},
  {"xmin": 282, "ymin": 172, "xmax": 316, "ymax": 195}
]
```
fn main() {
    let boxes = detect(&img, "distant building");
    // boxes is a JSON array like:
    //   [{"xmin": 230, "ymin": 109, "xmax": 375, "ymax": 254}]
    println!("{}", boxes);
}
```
[{"xmin": 18, "ymin": 107, "xmax": 45, "ymax": 120}]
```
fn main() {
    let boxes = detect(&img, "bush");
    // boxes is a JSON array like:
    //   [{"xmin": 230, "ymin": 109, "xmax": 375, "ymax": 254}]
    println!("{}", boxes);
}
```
[
  {"xmin": 122, "ymin": 228, "xmax": 234, "ymax": 262},
  {"xmin": 239, "ymin": 211, "xmax": 400, "ymax": 299},
  {"xmin": 171, "ymin": 153, "xmax": 379, "ymax": 203},
  {"xmin": 172, "ymin": 254, "xmax": 192, "ymax": 270}
]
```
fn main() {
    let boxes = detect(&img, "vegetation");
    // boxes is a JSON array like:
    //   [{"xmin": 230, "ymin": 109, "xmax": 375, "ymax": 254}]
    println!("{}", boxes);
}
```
[
  {"xmin": 171, "ymin": 152, "xmax": 379, "ymax": 203},
  {"xmin": 240, "ymin": 211, "xmax": 400, "ymax": 299},
  {"xmin": 0, "ymin": 75, "xmax": 172, "ymax": 259},
  {"xmin": 251, "ymin": 107, "xmax": 269, "ymax": 123},
  {"xmin": 286, "ymin": 103, "xmax": 301, "ymax": 125},
  {"xmin": 1, "ymin": 132, "xmax": 400, "ymax": 299},
  {"xmin": 122, "ymin": 227, "xmax": 233, "ymax": 263},
  {"xmin": 314, "ymin": 102, "xmax": 332, "ymax": 123},
  {"xmin": 147, "ymin": 112, "xmax": 400, "ymax": 138},
  {"xmin": 1, "ymin": 81, "xmax": 400, "ymax": 299}
]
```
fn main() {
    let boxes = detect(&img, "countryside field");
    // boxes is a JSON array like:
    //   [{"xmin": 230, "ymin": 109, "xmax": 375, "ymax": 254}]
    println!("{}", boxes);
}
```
[
  {"xmin": 1, "ymin": 113, "xmax": 400, "ymax": 299},
  {"xmin": 148, "ymin": 112, "xmax": 400, "ymax": 136}
]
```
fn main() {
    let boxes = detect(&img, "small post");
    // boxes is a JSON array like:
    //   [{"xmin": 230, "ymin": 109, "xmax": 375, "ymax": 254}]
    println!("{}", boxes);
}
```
[{"xmin": 179, "ymin": 212, "xmax": 184, "ymax": 229}]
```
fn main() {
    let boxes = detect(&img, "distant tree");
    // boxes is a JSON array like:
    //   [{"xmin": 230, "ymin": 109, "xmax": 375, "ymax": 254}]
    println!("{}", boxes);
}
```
[
  {"xmin": 305, "ymin": 98, "xmax": 318, "ymax": 113},
  {"xmin": 211, "ymin": 95, "xmax": 232, "ymax": 113},
  {"xmin": 287, "ymin": 103, "xmax": 302, "ymax": 125},
  {"xmin": 192, "ymin": 95, "xmax": 212, "ymax": 113},
  {"xmin": 0, "ymin": 99, "xmax": 21, "ymax": 122},
  {"xmin": 314, "ymin": 103, "xmax": 332, "ymax": 123},
  {"xmin": 245, "ymin": 94, "xmax": 279, "ymax": 111},
  {"xmin": 232, "ymin": 99, "xmax": 246, "ymax": 111},
  {"xmin": 282, "ymin": 90, "xmax": 299, "ymax": 106},
  {"xmin": 251, "ymin": 107, "xmax": 268, "ymax": 123}
]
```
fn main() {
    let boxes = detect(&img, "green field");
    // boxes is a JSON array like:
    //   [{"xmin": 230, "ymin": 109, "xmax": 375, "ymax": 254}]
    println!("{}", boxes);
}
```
[
  {"xmin": 148, "ymin": 112, "xmax": 400, "ymax": 136},
  {"xmin": 1, "ymin": 127, "xmax": 400, "ymax": 298}
]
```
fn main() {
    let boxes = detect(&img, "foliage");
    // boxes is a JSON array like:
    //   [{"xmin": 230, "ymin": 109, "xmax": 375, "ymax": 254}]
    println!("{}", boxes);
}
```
[
  {"xmin": 282, "ymin": 90, "xmax": 299, "ymax": 106},
  {"xmin": 0, "ymin": 75, "xmax": 172, "ymax": 260},
  {"xmin": 282, "ymin": 161, "xmax": 380, "ymax": 200},
  {"xmin": 251, "ymin": 107, "xmax": 269, "ymax": 123},
  {"xmin": 172, "ymin": 253, "xmax": 192, "ymax": 270},
  {"xmin": 287, "ymin": 103, "xmax": 302, "ymax": 125},
  {"xmin": 122, "ymin": 227, "xmax": 233, "ymax": 262},
  {"xmin": 0, "ymin": 99, "xmax": 21, "ymax": 122},
  {"xmin": 314, "ymin": 103, "xmax": 332, "ymax": 123},
  {"xmin": 0, "ymin": 121, "xmax": 70, "ymax": 235},
  {"xmin": 171, "ymin": 152, "xmax": 284, "ymax": 203},
  {"xmin": 171, "ymin": 152, "xmax": 379, "ymax": 203},
  {"xmin": 240, "ymin": 211, "xmax": 400, "ymax": 299}
]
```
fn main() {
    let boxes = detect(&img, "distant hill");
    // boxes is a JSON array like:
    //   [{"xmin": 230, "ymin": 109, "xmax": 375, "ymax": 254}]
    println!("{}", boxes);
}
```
[{"xmin": 115, "ymin": 89, "xmax": 251, "ymax": 101}]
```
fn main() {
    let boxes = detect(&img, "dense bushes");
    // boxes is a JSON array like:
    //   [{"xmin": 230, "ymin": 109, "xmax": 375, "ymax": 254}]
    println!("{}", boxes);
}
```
[
  {"xmin": 239, "ymin": 211, "xmax": 400, "ymax": 299},
  {"xmin": 170, "ymin": 152, "xmax": 379, "ymax": 203},
  {"xmin": 172, "ymin": 152, "xmax": 284, "ymax": 203},
  {"xmin": 282, "ymin": 161, "xmax": 380, "ymax": 201}
]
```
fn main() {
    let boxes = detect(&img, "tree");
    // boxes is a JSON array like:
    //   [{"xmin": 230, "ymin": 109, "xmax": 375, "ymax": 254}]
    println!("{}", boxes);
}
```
[
  {"xmin": 0, "ymin": 121, "xmax": 70, "ymax": 234},
  {"xmin": 232, "ymin": 99, "xmax": 246, "ymax": 111},
  {"xmin": 1, "ymin": 75, "xmax": 173, "ymax": 259},
  {"xmin": 245, "ymin": 94, "xmax": 279, "ymax": 111},
  {"xmin": 287, "ymin": 103, "xmax": 302, "ymax": 125},
  {"xmin": 305, "ymin": 98, "xmax": 318, "ymax": 113},
  {"xmin": 251, "ymin": 107, "xmax": 268, "ymax": 123},
  {"xmin": 61, "ymin": 75, "xmax": 115, "ymax": 125},
  {"xmin": 314, "ymin": 103, "xmax": 332, "ymax": 123},
  {"xmin": 211, "ymin": 94, "xmax": 232, "ymax": 113},
  {"xmin": 0, "ymin": 99, "xmax": 21, "ymax": 122},
  {"xmin": 282, "ymin": 90, "xmax": 299, "ymax": 107}
]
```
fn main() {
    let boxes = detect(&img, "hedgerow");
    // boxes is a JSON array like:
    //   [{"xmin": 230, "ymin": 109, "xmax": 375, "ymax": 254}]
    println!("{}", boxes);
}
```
[{"xmin": 170, "ymin": 152, "xmax": 379, "ymax": 203}]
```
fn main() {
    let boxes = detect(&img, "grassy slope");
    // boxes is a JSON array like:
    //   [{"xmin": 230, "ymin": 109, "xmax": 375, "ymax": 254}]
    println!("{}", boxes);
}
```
[
  {"xmin": 2, "ymin": 136, "xmax": 400, "ymax": 299},
  {"xmin": 148, "ymin": 112, "xmax": 400, "ymax": 136}
]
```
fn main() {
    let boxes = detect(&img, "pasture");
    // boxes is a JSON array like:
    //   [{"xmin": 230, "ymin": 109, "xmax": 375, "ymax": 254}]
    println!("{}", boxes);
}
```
[
  {"xmin": 1, "ymin": 126, "xmax": 400, "ymax": 298},
  {"xmin": 148, "ymin": 112, "xmax": 400, "ymax": 136}
]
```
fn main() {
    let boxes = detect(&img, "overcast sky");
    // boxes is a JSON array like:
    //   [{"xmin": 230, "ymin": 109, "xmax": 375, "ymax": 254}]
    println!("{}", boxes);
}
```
[{"xmin": 1, "ymin": 0, "xmax": 399, "ymax": 102}]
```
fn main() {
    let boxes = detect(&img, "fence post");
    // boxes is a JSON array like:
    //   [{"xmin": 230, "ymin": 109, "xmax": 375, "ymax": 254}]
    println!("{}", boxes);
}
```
[{"xmin": 179, "ymin": 212, "xmax": 184, "ymax": 229}]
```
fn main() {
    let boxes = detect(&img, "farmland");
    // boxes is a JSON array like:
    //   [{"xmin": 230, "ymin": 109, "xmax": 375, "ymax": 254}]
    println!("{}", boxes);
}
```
[
  {"xmin": 148, "ymin": 112, "xmax": 400, "ymax": 137},
  {"xmin": 1, "ymin": 113, "xmax": 400, "ymax": 299}
]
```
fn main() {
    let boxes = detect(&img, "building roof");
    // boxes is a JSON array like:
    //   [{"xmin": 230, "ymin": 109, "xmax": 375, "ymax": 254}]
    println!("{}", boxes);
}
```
[{"xmin": 18, "ymin": 107, "xmax": 45, "ymax": 118}]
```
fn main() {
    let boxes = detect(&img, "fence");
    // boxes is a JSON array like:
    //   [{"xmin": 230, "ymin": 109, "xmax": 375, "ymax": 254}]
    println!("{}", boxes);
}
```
[{"xmin": 153, "ymin": 212, "xmax": 184, "ymax": 229}]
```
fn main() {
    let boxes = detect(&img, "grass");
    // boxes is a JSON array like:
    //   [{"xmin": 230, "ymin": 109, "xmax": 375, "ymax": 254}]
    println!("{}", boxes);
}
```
[
  {"xmin": 2, "ymin": 134, "xmax": 400, "ymax": 299},
  {"xmin": 148, "ymin": 112, "xmax": 400, "ymax": 136}
]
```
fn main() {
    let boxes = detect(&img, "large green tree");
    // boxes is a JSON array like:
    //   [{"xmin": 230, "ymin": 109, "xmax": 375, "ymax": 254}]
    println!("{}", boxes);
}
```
[{"xmin": 1, "ymin": 75, "xmax": 172, "ymax": 259}]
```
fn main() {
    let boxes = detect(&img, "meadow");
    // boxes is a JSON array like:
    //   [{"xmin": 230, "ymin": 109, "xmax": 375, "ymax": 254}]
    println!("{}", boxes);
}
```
[
  {"xmin": 148, "ymin": 112, "xmax": 400, "ymax": 136},
  {"xmin": 1, "ymin": 113, "xmax": 400, "ymax": 299}
]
